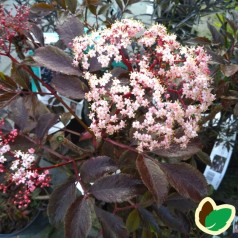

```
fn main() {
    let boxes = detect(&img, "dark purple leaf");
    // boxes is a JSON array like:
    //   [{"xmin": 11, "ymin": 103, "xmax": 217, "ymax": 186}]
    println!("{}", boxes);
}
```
[
  {"xmin": 33, "ymin": 46, "xmax": 81, "ymax": 76},
  {"xmin": 165, "ymin": 193, "xmax": 195, "ymax": 212},
  {"xmin": 118, "ymin": 150, "xmax": 138, "ymax": 174},
  {"xmin": 159, "ymin": 163, "xmax": 208, "ymax": 202},
  {"xmin": 188, "ymin": 37, "xmax": 211, "ymax": 45},
  {"xmin": 138, "ymin": 207, "xmax": 160, "ymax": 233},
  {"xmin": 153, "ymin": 140, "xmax": 201, "ymax": 160},
  {"xmin": 8, "ymin": 96, "xmax": 34, "ymax": 131},
  {"xmin": 95, "ymin": 206, "xmax": 128, "ymax": 238},
  {"xmin": 52, "ymin": 73, "xmax": 88, "ymax": 99},
  {"xmin": 89, "ymin": 174, "xmax": 143, "ymax": 202},
  {"xmin": 35, "ymin": 113, "xmax": 58, "ymax": 139},
  {"xmin": 65, "ymin": 197, "xmax": 92, "ymax": 238},
  {"xmin": 153, "ymin": 205, "xmax": 189, "ymax": 234},
  {"xmin": 136, "ymin": 156, "xmax": 168, "ymax": 205},
  {"xmin": 111, "ymin": 67, "xmax": 129, "ymax": 79},
  {"xmin": 226, "ymin": 18, "xmax": 238, "ymax": 33},
  {"xmin": 207, "ymin": 22, "xmax": 224, "ymax": 45},
  {"xmin": 10, "ymin": 135, "xmax": 35, "ymax": 151},
  {"xmin": 80, "ymin": 156, "xmax": 118, "ymax": 183},
  {"xmin": 123, "ymin": 9, "xmax": 132, "ymax": 14},
  {"xmin": 56, "ymin": 16, "xmax": 84, "ymax": 46},
  {"xmin": 206, "ymin": 49, "xmax": 227, "ymax": 64},
  {"xmin": 89, "ymin": 56, "xmax": 102, "ymax": 72},
  {"xmin": 30, "ymin": 23, "xmax": 45, "ymax": 46},
  {"xmin": 47, "ymin": 179, "xmax": 77, "ymax": 226}
]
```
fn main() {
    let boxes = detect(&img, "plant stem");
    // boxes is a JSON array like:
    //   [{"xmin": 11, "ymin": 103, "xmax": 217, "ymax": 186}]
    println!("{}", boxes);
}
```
[
  {"xmin": 34, "ymin": 195, "xmax": 50, "ymax": 200},
  {"xmin": 7, "ymin": 53, "xmax": 95, "ymax": 137},
  {"xmin": 23, "ymin": 134, "xmax": 71, "ymax": 161},
  {"xmin": 104, "ymin": 138, "xmax": 138, "ymax": 153}
]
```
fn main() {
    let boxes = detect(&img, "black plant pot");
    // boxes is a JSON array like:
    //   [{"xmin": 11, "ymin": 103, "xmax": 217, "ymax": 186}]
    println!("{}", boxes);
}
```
[{"xmin": 0, "ymin": 211, "xmax": 48, "ymax": 238}]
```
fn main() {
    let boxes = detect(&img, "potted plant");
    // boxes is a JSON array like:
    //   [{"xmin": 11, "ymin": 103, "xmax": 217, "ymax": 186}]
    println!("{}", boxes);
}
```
[{"xmin": 0, "ymin": 119, "xmax": 51, "ymax": 236}]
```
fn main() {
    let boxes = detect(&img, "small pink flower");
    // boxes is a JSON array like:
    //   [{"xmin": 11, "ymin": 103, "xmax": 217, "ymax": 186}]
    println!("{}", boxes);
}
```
[{"xmin": 28, "ymin": 148, "xmax": 35, "ymax": 154}]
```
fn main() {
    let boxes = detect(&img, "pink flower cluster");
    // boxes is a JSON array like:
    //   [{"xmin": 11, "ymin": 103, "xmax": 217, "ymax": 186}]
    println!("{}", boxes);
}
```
[
  {"xmin": 0, "ymin": 121, "xmax": 50, "ymax": 208},
  {"xmin": 0, "ymin": 4, "xmax": 30, "ymax": 52},
  {"xmin": 73, "ymin": 19, "xmax": 215, "ymax": 151},
  {"xmin": 10, "ymin": 149, "xmax": 50, "ymax": 208}
]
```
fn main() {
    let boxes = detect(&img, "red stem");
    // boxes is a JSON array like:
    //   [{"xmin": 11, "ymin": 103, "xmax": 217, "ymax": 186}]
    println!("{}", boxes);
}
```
[
  {"xmin": 119, "ymin": 49, "xmax": 133, "ymax": 71},
  {"xmin": 104, "ymin": 138, "xmax": 138, "ymax": 153}
]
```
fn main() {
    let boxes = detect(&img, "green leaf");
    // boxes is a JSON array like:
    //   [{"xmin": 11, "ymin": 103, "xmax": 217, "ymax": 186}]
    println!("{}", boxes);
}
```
[
  {"xmin": 30, "ymin": 2, "xmax": 55, "ymax": 17},
  {"xmin": 11, "ymin": 62, "xmax": 31, "ymax": 89},
  {"xmin": 141, "ymin": 228, "xmax": 153, "ymax": 238},
  {"xmin": 196, "ymin": 150, "xmax": 211, "ymax": 166},
  {"xmin": 116, "ymin": 0, "xmax": 124, "ymax": 11},
  {"xmin": 33, "ymin": 46, "xmax": 81, "ymax": 76},
  {"xmin": 98, "ymin": 4, "xmax": 111, "ymax": 15},
  {"xmin": 88, "ymin": 5, "xmax": 97, "ymax": 15},
  {"xmin": 86, "ymin": 0, "xmax": 100, "ymax": 6},
  {"xmin": 56, "ymin": 0, "xmax": 66, "ymax": 9},
  {"xmin": 205, "ymin": 208, "xmax": 233, "ymax": 231},
  {"xmin": 31, "ymin": 2, "xmax": 55, "ymax": 11},
  {"xmin": 126, "ymin": 209, "xmax": 140, "ymax": 232},
  {"xmin": 65, "ymin": 0, "xmax": 77, "ymax": 13}
]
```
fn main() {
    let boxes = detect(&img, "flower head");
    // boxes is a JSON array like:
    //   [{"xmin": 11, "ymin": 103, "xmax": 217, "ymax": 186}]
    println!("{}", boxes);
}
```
[
  {"xmin": 72, "ymin": 19, "xmax": 214, "ymax": 151},
  {"xmin": 0, "ymin": 4, "xmax": 30, "ymax": 52},
  {"xmin": 0, "ymin": 121, "xmax": 50, "ymax": 209}
]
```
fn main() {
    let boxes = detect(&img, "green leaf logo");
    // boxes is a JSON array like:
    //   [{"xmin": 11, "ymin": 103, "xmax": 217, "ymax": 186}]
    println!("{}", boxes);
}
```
[{"xmin": 195, "ymin": 197, "xmax": 236, "ymax": 235}]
